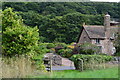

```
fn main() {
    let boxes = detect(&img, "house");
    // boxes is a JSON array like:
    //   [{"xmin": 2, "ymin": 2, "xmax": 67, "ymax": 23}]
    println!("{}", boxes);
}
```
[{"xmin": 77, "ymin": 14, "xmax": 119, "ymax": 55}]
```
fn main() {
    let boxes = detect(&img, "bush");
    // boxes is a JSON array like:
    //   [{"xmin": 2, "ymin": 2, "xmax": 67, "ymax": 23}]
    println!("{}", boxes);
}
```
[
  {"xmin": 39, "ymin": 43, "xmax": 48, "ymax": 49},
  {"xmin": 74, "ymin": 43, "xmax": 100, "ymax": 55},
  {"xmin": 58, "ymin": 48, "xmax": 73, "ymax": 58},
  {"xmin": 55, "ymin": 43, "xmax": 67, "ymax": 49},
  {"xmin": 114, "ymin": 52, "xmax": 120, "ymax": 56},
  {"xmin": 46, "ymin": 43, "xmax": 55, "ymax": 49},
  {"xmin": 68, "ymin": 42, "xmax": 76, "ymax": 49},
  {"xmin": 2, "ymin": 8, "xmax": 40, "ymax": 57},
  {"xmin": 71, "ymin": 54, "xmax": 113, "ymax": 70},
  {"xmin": 39, "ymin": 43, "xmax": 55, "ymax": 53},
  {"xmin": 71, "ymin": 54, "xmax": 113, "ymax": 63},
  {"xmin": 57, "ymin": 49, "xmax": 65, "ymax": 55},
  {"xmin": 64, "ymin": 49, "xmax": 73, "ymax": 58},
  {"xmin": 54, "ymin": 43, "xmax": 68, "ymax": 53}
]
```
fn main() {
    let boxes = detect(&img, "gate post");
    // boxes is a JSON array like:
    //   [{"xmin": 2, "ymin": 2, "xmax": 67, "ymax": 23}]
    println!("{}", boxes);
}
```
[
  {"xmin": 50, "ymin": 59, "xmax": 52, "ymax": 72},
  {"xmin": 78, "ymin": 59, "xmax": 83, "ymax": 71}
]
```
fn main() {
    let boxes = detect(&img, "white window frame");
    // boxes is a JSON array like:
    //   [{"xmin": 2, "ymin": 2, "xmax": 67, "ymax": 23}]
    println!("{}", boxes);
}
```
[{"xmin": 95, "ymin": 39, "xmax": 100, "ymax": 44}]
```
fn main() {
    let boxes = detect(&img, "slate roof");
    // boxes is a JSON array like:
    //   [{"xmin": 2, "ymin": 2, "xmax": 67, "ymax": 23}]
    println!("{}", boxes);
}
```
[
  {"xmin": 83, "ymin": 25, "xmax": 105, "ymax": 39},
  {"xmin": 83, "ymin": 25, "xmax": 118, "ymax": 39}
]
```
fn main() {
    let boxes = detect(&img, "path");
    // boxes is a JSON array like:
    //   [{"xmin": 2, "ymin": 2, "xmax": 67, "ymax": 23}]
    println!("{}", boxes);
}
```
[{"xmin": 52, "ymin": 66, "xmax": 75, "ymax": 70}]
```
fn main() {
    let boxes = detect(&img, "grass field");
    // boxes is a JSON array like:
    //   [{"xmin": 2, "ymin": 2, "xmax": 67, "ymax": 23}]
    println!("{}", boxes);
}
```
[{"xmin": 31, "ymin": 67, "xmax": 118, "ymax": 78}]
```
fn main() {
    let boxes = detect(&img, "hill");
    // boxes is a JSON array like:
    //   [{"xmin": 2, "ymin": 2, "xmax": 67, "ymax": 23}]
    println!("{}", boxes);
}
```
[{"xmin": 2, "ymin": 2, "xmax": 120, "ymax": 43}]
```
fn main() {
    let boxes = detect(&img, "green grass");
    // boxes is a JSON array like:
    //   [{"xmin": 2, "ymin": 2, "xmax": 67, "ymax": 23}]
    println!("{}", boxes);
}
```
[{"xmin": 31, "ymin": 67, "xmax": 118, "ymax": 78}]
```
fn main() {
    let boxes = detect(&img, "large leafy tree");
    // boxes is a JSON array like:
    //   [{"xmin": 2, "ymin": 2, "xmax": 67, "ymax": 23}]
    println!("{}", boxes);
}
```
[{"xmin": 2, "ymin": 8, "xmax": 39, "ymax": 57}]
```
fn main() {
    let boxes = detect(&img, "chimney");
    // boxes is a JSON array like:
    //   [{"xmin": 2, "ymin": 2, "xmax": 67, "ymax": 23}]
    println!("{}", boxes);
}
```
[{"xmin": 104, "ymin": 13, "xmax": 110, "ymax": 31}]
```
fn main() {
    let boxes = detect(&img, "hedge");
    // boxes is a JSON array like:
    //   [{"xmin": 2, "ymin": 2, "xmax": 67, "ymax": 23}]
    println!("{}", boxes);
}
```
[{"xmin": 71, "ymin": 54, "xmax": 113, "ymax": 70}]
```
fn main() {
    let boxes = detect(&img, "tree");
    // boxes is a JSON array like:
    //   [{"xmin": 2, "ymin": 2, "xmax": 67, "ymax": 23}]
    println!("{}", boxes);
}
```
[
  {"xmin": 114, "ymin": 32, "xmax": 120, "ymax": 56},
  {"xmin": 2, "ymin": 2, "xmax": 119, "ymax": 44},
  {"xmin": 2, "ymin": 8, "xmax": 39, "ymax": 57},
  {"xmin": 19, "ymin": 11, "xmax": 45, "ymax": 27}
]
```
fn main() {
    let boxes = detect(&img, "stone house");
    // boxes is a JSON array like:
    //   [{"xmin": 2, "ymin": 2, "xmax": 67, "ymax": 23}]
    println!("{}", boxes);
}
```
[{"xmin": 77, "ymin": 14, "xmax": 119, "ymax": 55}]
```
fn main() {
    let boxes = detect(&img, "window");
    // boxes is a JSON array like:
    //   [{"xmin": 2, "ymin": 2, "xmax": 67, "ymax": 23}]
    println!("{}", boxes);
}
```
[{"xmin": 95, "ymin": 39, "xmax": 100, "ymax": 44}]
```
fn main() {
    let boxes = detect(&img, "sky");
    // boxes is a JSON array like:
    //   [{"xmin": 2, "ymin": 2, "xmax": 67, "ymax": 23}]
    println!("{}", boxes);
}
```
[{"xmin": 91, "ymin": 0, "xmax": 120, "ymax": 2}]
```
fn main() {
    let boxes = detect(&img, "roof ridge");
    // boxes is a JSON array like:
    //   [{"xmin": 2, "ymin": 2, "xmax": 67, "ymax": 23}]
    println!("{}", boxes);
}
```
[{"xmin": 83, "ymin": 25, "xmax": 104, "ymax": 27}]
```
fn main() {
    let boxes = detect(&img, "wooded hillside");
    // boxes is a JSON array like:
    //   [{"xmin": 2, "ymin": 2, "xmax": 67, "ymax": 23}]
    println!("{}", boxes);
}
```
[{"xmin": 2, "ymin": 2, "xmax": 120, "ymax": 43}]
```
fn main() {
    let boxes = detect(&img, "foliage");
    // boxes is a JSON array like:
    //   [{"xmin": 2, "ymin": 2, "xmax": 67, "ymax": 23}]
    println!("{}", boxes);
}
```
[
  {"xmin": 2, "ymin": 8, "xmax": 39, "ymax": 57},
  {"xmin": 3, "ymin": 2, "xmax": 119, "ymax": 18},
  {"xmin": 46, "ymin": 43, "xmax": 55, "ymax": 49},
  {"xmin": 19, "ymin": 11, "xmax": 48, "ymax": 27},
  {"xmin": 58, "ymin": 48, "xmax": 73, "ymax": 58},
  {"xmin": 71, "ymin": 54, "xmax": 113, "ymax": 70},
  {"xmin": 2, "ymin": 7, "xmax": 22, "ymax": 31},
  {"xmin": 71, "ymin": 54, "xmax": 113, "ymax": 63},
  {"xmin": 74, "ymin": 43, "xmax": 100, "ymax": 55},
  {"xmin": 114, "ymin": 32, "xmax": 120, "ymax": 56},
  {"xmin": 114, "ymin": 52, "xmax": 120, "ymax": 56},
  {"xmin": 67, "ymin": 45, "xmax": 75, "ymax": 49},
  {"xmin": 55, "ymin": 42, "xmax": 67, "ymax": 48},
  {"xmin": 32, "ymin": 55, "xmax": 46, "ymax": 71},
  {"xmin": 2, "ymin": 2, "xmax": 119, "ymax": 43},
  {"xmin": 54, "ymin": 43, "xmax": 67, "ymax": 53}
]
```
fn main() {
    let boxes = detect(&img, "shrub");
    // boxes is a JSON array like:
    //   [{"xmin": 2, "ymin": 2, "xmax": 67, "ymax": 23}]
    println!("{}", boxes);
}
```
[
  {"xmin": 46, "ymin": 43, "xmax": 55, "ymax": 49},
  {"xmin": 114, "ymin": 33, "xmax": 120, "ymax": 56},
  {"xmin": 71, "ymin": 54, "xmax": 113, "ymax": 70},
  {"xmin": 2, "ymin": 8, "xmax": 40, "ymax": 57},
  {"xmin": 36, "ymin": 43, "xmax": 52, "ymax": 57},
  {"xmin": 50, "ymin": 48, "xmax": 55, "ymax": 53},
  {"xmin": 54, "ymin": 43, "xmax": 68, "ymax": 53},
  {"xmin": 39, "ymin": 43, "xmax": 48, "ymax": 49},
  {"xmin": 67, "ymin": 45, "xmax": 75, "ymax": 49},
  {"xmin": 58, "ymin": 48, "xmax": 73, "ymax": 58},
  {"xmin": 74, "ymin": 43, "xmax": 100, "ymax": 54},
  {"xmin": 114, "ymin": 52, "xmax": 120, "ymax": 56},
  {"xmin": 57, "ymin": 49, "xmax": 65, "ymax": 55},
  {"xmin": 39, "ymin": 43, "xmax": 55, "ymax": 53},
  {"xmin": 2, "ymin": 8, "xmax": 47, "ymax": 75},
  {"xmin": 55, "ymin": 43, "xmax": 67, "ymax": 49}
]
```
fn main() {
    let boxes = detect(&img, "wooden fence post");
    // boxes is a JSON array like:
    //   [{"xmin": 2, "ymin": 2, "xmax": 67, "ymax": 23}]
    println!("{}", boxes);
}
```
[
  {"xmin": 50, "ymin": 59, "xmax": 52, "ymax": 72},
  {"xmin": 78, "ymin": 59, "xmax": 83, "ymax": 71}
]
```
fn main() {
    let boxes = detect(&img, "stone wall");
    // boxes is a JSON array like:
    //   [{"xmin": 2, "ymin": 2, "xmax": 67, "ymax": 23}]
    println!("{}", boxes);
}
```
[{"xmin": 78, "ymin": 29, "xmax": 91, "ymax": 43}]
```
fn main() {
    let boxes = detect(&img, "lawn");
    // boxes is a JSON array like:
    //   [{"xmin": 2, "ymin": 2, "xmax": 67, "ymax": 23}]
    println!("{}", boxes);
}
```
[{"xmin": 31, "ymin": 67, "xmax": 118, "ymax": 78}]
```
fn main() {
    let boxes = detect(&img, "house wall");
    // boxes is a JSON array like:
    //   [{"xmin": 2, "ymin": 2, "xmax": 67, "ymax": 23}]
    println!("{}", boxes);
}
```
[
  {"xmin": 78, "ymin": 29, "xmax": 91, "ymax": 43},
  {"xmin": 78, "ymin": 29, "xmax": 114, "ymax": 55},
  {"xmin": 103, "ymin": 39, "xmax": 116, "ymax": 55},
  {"xmin": 104, "ymin": 14, "xmax": 116, "ymax": 55},
  {"xmin": 91, "ymin": 39, "xmax": 106, "ymax": 53},
  {"xmin": 78, "ymin": 26, "xmax": 118, "ymax": 55},
  {"xmin": 92, "ymin": 39, "xmax": 115, "ymax": 55}
]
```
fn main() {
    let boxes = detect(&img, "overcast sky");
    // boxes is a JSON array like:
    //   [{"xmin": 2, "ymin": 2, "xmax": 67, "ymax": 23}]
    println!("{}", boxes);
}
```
[{"xmin": 91, "ymin": 0, "xmax": 120, "ymax": 2}]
